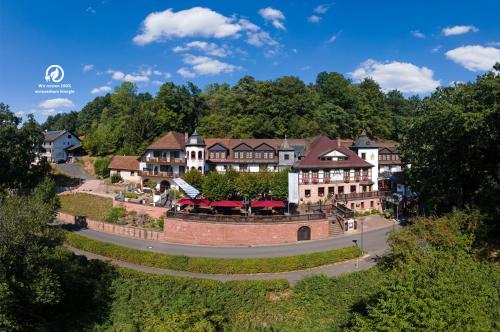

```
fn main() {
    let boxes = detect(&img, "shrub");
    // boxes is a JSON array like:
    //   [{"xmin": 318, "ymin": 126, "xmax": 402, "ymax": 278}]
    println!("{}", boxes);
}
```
[
  {"xmin": 110, "ymin": 173, "xmax": 122, "ymax": 183},
  {"xmin": 124, "ymin": 191, "xmax": 136, "ymax": 199},
  {"xmin": 64, "ymin": 232, "xmax": 363, "ymax": 274},
  {"xmin": 94, "ymin": 158, "xmax": 111, "ymax": 177},
  {"xmin": 142, "ymin": 179, "xmax": 156, "ymax": 189},
  {"xmin": 104, "ymin": 208, "xmax": 126, "ymax": 223}
]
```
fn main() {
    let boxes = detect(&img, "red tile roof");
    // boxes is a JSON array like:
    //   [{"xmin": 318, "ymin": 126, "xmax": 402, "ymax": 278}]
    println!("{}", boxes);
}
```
[
  {"xmin": 108, "ymin": 156, "xmax": 140, "ymax": 171},
  {"xmin": 294, "ymin": 136, "xmax": 372, "ymax": 169},
  {"xmin": 204, "ymin": 138, "xmax": 308, "ymax": 162},
  {"xmin": 147, "ymin": 131, "xmax": 186, "ymax": 150}
]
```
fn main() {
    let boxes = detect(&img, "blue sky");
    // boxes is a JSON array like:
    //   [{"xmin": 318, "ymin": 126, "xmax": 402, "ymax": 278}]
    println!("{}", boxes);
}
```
[{"xmin": 1, "ymin": 0, "xmax": 499, "ymax": 123}]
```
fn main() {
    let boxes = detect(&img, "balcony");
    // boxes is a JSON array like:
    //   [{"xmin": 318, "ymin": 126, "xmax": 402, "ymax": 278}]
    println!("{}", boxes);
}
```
[
  {"xmin": 138, "ymin": 170, "xmax": 181, "ymax": 178},
  {"xmin": 334, "ymin": 191, "xmax": 388, "ymax": 201},
  {"xmin": 141, "ymin": 156, "xmax": 186, "ymax": 165}
]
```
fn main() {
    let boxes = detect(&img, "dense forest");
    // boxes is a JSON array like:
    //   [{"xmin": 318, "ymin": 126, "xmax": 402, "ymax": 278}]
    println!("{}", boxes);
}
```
[{"xmin": 41, "ymin": 72, "xmax": 420, "ymax": 156}]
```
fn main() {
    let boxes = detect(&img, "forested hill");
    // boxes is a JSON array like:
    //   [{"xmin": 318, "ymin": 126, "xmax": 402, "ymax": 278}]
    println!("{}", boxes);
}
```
[{"xmin": 42, "ymin": 71, "xmax": 420, "ymax": 156}]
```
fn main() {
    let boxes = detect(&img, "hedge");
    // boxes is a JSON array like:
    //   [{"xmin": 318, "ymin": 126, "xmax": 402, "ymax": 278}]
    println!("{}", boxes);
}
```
[{"xmin": 65, "ymin": 232, "xmax": 363, "ymax": 274}]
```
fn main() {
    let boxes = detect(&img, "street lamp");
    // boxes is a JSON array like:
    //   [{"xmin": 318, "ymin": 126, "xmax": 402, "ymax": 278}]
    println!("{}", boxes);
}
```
[{"xmin": 352, "ymin": 239, "xmax": 359, "ymax": 268}]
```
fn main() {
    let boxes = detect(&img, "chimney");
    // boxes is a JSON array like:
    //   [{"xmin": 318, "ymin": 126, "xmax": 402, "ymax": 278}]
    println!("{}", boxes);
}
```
[
  {"xmin": 336, "ymin": 136, "xmax": 341, "ymax": 146},
  {"xmin": 184, "ymin": 132, "xmax": 189, "ymax": 143}
]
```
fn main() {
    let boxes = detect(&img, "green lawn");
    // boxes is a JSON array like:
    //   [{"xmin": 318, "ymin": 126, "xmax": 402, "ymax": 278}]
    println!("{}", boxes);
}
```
[
  {"xmin": 65, "ymin": 232, "xmax": 363, "ymax": 274},
  {"xmin": 59, "ymin": 193, "xmax": 112, "ymax": 221}
]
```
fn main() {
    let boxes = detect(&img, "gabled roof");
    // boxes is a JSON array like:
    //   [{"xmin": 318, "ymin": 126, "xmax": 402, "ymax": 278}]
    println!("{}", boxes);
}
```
[
  {"xmin": 204, "ymin": 138, "xmax": 308, "ymax": 162},
  {"xmin": 295, "ymin": 136, "xmax": 372, "ymax": 169},
  {"xmin": 232, "ymin": 142, "xmax": 253, "ymax": 151},
  {"xmin": 207, "ymin": 143, "xmax": 229, "ymax": 151},
  {"xmin": 254, "ymin": 142, "xmax": 275, "ymax": 151},
  {"xmin": 147, "ymin": 131, "xmax": 186, "ymax": 150},
  {"xmin": 108, "ymin": 156, "xmax": 140, "ymax": 171},
  {"xmin": 186, "ymin": 129, "xmax": 206, "ymax": 146}
]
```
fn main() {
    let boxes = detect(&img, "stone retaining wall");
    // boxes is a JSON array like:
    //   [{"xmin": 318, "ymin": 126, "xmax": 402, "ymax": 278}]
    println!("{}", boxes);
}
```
[
  {"xmin": 58, "ymin": 212, "xmax": 163, "ymax": 241},
  {"xmin": 163, "ymin": 218, "xmax": 330, "ymax": 246}
]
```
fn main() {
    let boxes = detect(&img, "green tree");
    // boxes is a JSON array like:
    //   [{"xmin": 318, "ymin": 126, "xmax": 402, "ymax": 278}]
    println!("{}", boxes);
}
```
[
  {"xmin": 0, "ymin": 104, "xmax": 50, "ymax": 192},
  {"xmin": 400, "ymin": 69, "xmax": 500, "ymax": 221},
  {"xmin": 202, "ymin": 172, "xmax": 234, "ymax": 201},
  {"xmin": 183, "ymin": 168, "xmax": 204, "ymax": 190}
]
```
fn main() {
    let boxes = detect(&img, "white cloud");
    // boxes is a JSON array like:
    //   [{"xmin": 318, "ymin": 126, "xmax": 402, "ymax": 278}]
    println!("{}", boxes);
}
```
[
  {"xmin": 327, "ymin": 34, "xmax": 338, "ymax": 43},
  {"xmin": 314, "ymin": 4, "xmax": 331, "ymax": 14},
  {"xmin": 91, "ymin": 86, "xmax": 112, "ymax": 94},
  {"xmin": 107, "ymin": 70, "xmax": 125, "ymax": 80},
  {"xmin": 308, "ymin": 15, "xmax": 321, "ymax": 23},
  {"xmin": 442, "ymin": 25, "xmax": 479, "ymax": 36},
  {"xmin": 133, "ymin": 7, "xmax": 242, "ymax": 45},
  {"xmin": 258, "ymin": 7, "xmax": 286, "ymax": 30},
  {"xmin": 177, "ymin": 67, "xmax": 196, "ymax": 78},
  {"xmin": 431, "ymin": 45, "xmax": 442, "ymax": 53},
  {"xmin": 39, "ymin": 98, "xmax": 74, "ymax": 109},
  {"xmin": 445, "ymin": 45, "xmax": 500, "ymax": 71},
  {"xmin": 349, "ymin": 59, "xmax": 440, "ymax": 94},
  {"xmin": 180, "ymin": 54, "xmax": 239, "ymax": 76},
  {"xmin": 123, "ymin": 74, "xmax": 149, "ymax": 83},
  {"xmin": 82, "ymin": 64, "xmax": 94, "ymax": 72},
  {"xmin": 486, "ymin": 41, "xmax": 500, "ymax": 47},
  {"xmin": 173, "ymin": 41, "xmax": 230, "ymax": 57},
  {"xmin": 410, "ymin": 30, "xmax": 425, "ymax": 38},
  {"xmin": 86, "ymin": 6, "xmax": 96, "ymax": 14}
]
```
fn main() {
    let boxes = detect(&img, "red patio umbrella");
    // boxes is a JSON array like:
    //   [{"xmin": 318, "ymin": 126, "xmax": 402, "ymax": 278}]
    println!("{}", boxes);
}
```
[
  {"xmin": 177, "ymin": 198, "xmax": 211, "ymax": 207},
  {"xmin": 250, "ymin": 200, "xmax": 286, "ymax": 208},
  {"xmin": 210, "ymin": 200, "xmax": 244, "ymax": 208}
]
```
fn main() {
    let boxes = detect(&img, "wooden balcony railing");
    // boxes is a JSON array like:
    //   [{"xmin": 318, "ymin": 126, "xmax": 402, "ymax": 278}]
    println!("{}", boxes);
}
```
[
  {"xmin": 300, "ymin": 175, "xmax": 372, "ymax": 185},
  {"xmin": 138, "ymin": 170, "xmax": 181, "ymax": 178},
  {"xmin": 166, "ymin": 211, "xmax": 327, "ymax": 223},
  {"xmin": 141, "ymin": 156, "xmax": 186, "ymax": 165},
  {"xmin": 334, "ymin": 191, "xmax": 388, "ymax": 201}
]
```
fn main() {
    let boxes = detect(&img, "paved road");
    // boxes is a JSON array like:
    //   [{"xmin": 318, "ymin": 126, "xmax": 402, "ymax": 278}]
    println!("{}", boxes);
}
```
[
  {"xmin": 55, "ymin": 163, "xmax": 95, "ymax": 180},
  {"xmin": 70, "ymin": 224, "xmax": 396, "ymax": 258},
  {"xmin": 69, "ymin": 246, "xmax": 384, "ymax": 285}
]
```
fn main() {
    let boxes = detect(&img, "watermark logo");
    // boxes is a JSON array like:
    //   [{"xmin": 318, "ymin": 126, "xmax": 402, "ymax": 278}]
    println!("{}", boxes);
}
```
[
  {"xmin": 45, "ymin": 65, "xmax": 64, "ymax": 83},
  {"xmin": 35, "ymin": 64, "xmax": 74, "ymax": 95}
]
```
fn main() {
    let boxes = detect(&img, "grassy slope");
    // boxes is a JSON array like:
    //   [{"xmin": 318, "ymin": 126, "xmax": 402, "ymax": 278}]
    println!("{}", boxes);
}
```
[
  {"xmin": 65, "ymin": 232, "xmax": 363, "ymax": 274},
  {"xmin": 59, "ymin": 193, "xmax": 112, "ymax": 221}
]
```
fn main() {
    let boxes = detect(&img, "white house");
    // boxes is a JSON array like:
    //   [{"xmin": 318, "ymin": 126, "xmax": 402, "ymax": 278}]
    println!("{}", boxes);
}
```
[{"xmin": 41, "ymin": 130, "xmax": 81, "ymax": 163}]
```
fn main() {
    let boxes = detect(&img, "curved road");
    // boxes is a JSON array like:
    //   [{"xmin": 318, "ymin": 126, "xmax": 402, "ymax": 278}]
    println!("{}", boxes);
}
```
[
  {"xmin": 71, "ymin": 223, "xmax": 396, "ymax": 258},
  {"xmin": 68, "ymin": 224, "xmax": 397, "ymax": 284}
]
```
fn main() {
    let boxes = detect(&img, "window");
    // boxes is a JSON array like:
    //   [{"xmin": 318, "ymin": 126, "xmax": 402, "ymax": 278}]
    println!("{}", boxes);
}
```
[
  {"xmin": 318, "ymin": 187, "xmax": 325, "ymax": 197},
  {"xmin": 246, "ymin": 152, "xmax": 252, "ymax": 159},
  {"xmin": 198, "ymin": 151, "xmax": 203, "ymax": 160},
  {"xmin": 68, "ymin": 134, "xmax": 71, "ymax": 139},
  {"xmin": 351, "ymin": 203, "xmax": 355, "ymax": 210},
  {"xmin": 343, "ymin": 170, "xmax": 350, "ymax": 178},
  {"xmin": 312, "ymin": 171, "xmax": 318, "ymax": 178},
  {"xmin": 370, "ymin": 201, "xmax": 374, "ymax": 208},
  {"xmin": 305, "ymin": 189, "xmax": 311, "ymax": 197},
  {"xmin": 190, "ymin": 151, "xmax": 195, "ymax": 159},
  {"xmin": 338, "ymin": 186, "xmax": 344, "ymax": 194},
  {"xmin": 240, "ymin": 164, "xmax": 248, "ymax": 171},
  {"xmin": 220, "ymin": 152, "xmax": 225, "ymax": 159},
  {"xmin": 173, "ymin": 151, "xmax": 180, "ymax": 158},
  {"xmin": 361, "ymin": 152, "xmax": 366, "ymax": 160},
  {"xmin": 328, "ymin": 187, "xmax": 334, "ymax": 195},
  {"xmin": 198, "ymin": 166, "xmax": 202, "ymax": 171},
  {"xmin": 263, "ymin": 152, "xmax": 268, "ymax": 159},
  {"xmin": 324, "ymin": 170, "xmax": 330, "ymax": 178},
  {"xmin": 215, "ymin": 152, "xmax": 220, "ymax": 159},
  {"xmin": 361, "ymin": 202, "xmax": 364, "ymax": 209},
  {"xmin": 350, "ymin": 185, "xmax": 356, "ymax": 193},
  {"xmin": 255, "ymin": 152, "xmax": 261, "ymax": 159},
  {"xmin": 130, "ymin": 171, "xmax": 135, "ymax": 176},
  {"xmin": 153, "ymin": 151, "xmax": 160, "ymax": 157},
  {"xmin": 209, "ymin": 152, "xmax": 215, "ymax": 159},
  {"xmin": 234, "ymin": 152, "xmax": 239, "ymax": 159}
]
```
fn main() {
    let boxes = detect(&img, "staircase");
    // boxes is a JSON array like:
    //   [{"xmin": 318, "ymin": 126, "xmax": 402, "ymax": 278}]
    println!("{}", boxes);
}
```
[{"xmin": 329, "ymin": 217, "xmax": 344, "ymax": 236}]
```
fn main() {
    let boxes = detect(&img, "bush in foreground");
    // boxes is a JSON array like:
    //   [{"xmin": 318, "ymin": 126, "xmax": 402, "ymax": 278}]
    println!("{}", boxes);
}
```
[{"xmin": 64, "ymin": 232, "xmax": 362, "ymax": 274}]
